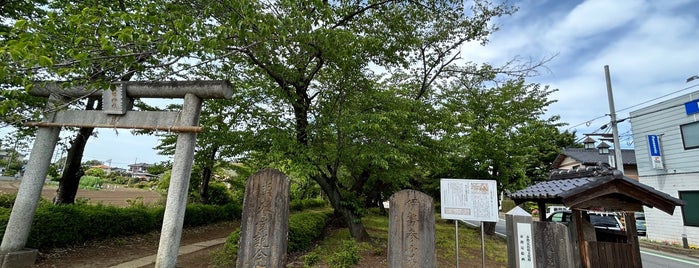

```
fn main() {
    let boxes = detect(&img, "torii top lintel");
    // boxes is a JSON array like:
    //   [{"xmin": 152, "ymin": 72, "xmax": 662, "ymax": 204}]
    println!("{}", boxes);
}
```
[{"xmin": 30, "ymin": 80, "xmax": 233, "ymax": 99}]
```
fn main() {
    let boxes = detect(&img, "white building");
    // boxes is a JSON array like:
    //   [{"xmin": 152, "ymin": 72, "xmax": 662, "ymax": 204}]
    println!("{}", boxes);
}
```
[{"xmin": 629, "ymin": 90, "xmax": 699, "ymax": 246}]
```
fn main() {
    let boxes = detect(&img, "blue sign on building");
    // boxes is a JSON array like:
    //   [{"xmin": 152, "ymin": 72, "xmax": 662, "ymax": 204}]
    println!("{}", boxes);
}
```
[
  {"xmin": 685, "ymin": 99, "xmax": 699, "ymax": 115},
  {"xmin": 647, "ymin": 135, "xmax": 663, "ymax": 169},
  {"xmin": 648, "ymin": 135, "xmax": 661, "ymax": 156}
]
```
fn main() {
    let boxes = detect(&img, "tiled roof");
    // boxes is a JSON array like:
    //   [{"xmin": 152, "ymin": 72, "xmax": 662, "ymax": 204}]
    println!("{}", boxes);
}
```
[
  {"xmin": 562, "ymin": 148, "xmax": 637, "ymax": 165},
  {"xmin": 509, "ymin": 177, "xmax": 595, "ymax": 200},
  {"xmin": 510, "ymin": 165, "xmax": 618, "ymax": 201},
  {"xmin": 509, "ymin": 164, "xmax": 685, "ymax": 214}
]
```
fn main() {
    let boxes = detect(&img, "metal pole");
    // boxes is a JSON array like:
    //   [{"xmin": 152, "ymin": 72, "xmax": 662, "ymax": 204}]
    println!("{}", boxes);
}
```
[
  {"xmin": 455, "ymin": 220, "xmax": 459, "ymax": 268},
  {"xmin": 155, "ymin": 93, "xmax": 202, "ymax": 268},
  {"xmin": 481, "ymin": 221, "xmax": 486, "ymax": 268},
  {"xmin": 604, "ymin": 65, "xmax": 624, "ymax": 172}
]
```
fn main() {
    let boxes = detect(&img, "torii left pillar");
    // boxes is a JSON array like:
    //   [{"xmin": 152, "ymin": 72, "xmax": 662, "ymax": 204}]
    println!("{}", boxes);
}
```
[
  {"xmin": 0, "ymin": 95, "xmax": 65, "ymax": 267},
  {"xmin": 0, "ymin": 81, "xmax": 233, "ymax": 268}
]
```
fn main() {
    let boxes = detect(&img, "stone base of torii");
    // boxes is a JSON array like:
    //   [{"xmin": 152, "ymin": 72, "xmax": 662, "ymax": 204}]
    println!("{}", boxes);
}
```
[{"xmin": 0, "ymin": 81, "xmax": 232, "ymax": 268}]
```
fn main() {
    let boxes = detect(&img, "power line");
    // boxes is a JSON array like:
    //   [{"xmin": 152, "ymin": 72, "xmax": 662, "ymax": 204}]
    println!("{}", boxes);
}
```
[
  {"xmin": 566, "ymin": 83, "xmax": 699, "ymax": 132},
  {"xmin": 616, "ymin": 83, "xmax": 699, "ymax": 113}
]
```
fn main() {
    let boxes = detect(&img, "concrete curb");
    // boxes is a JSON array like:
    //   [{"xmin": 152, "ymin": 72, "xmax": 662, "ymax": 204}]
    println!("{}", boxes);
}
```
[
  {"xmin": 638, "ymin": 240, "xmax": 699, "ymax": 260},
  {"xmin": 461, "ymin": 219, "xmax": 699, "ymax": 261},
  {"xmin": 110, "ymin": 237, "xmax": 227, "ymax": 268}
]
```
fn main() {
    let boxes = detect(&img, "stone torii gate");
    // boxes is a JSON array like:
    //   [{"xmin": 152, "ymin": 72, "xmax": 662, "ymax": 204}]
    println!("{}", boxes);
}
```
[{"xmin": 0, "ymin": 81, "xmax": 232, "ymax": 268}]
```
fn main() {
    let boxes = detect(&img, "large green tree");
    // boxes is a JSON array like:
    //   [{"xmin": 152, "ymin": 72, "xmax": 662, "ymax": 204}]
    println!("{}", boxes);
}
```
[
  {"xmin": 4, "ymin": 0, "xmax": 571, "ymax": 242},
  {"xmin": 433, "ymin": 76, "xmax": 576, "ymax": 234},
  {"xmin": 173, "ymin": 0, "xmax": 518, "ymax": 240}
]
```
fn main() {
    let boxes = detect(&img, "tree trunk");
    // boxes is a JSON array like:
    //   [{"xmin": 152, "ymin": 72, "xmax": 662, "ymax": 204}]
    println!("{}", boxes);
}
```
[
  {"xmin": 199, "ymin": 146, "xmax": 218, "ymax": 204},
  {"xmin": 54, "ymin": 97, "xmax": 100, "ymax": 205},
  {"xmin": 313, "ymin": 173, "xmax": 370, "ymax": 241},
  {"xmin": 54, "ymin": 126, "xmax": 94, "ymax": 204},
  {"xmin": 483, "ymin": 221, "xmax": 496, "ymax": 236}
]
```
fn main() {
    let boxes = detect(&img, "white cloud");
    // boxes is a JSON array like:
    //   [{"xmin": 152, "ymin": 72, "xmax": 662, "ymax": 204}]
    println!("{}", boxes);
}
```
[
  {"xmin": 545, "ymin": 0, "xmax": 646, "ymax": 45},
  {"xmin": 462, "ymin": 0, "xmax": 699, "ymax": 145}
]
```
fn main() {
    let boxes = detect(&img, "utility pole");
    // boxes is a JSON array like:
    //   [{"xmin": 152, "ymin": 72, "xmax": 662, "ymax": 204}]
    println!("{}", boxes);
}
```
[{"xmin": 604, "ymin": 65, "xmax": 624, "ymax": 173}]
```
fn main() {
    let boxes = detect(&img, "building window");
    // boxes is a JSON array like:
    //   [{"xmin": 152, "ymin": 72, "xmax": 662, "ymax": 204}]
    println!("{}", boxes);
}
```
[
  {"xmin": 679, "ymin": 191, "xmax": 699, "ymax": 227},
  {"xmin": 680, "ymin": 121, "xmax": 699, "ymax": 149}
]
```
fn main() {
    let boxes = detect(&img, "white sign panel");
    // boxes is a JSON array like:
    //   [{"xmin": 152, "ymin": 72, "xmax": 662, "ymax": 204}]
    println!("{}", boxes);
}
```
[
  {"xmin": 516, "ymin": 222, "xmax": 534, "ymax": 268},
  {"xmin": 439, "ymin": 179, "xmax": 498, "ymax": 222}
]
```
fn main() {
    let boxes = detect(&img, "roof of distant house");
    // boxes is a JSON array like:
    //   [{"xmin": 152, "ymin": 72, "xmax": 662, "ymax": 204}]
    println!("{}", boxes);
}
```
[
  {"xmin": 128, "ymin": 163, "xmax": 153, "ymax": 167},
  {"xmin": 552, "ymin": 148, "xmax": 636, "ymax": 168},
  {"xmin": 90, "ymin": 164, "xmax": 111, "ymax": 169}
]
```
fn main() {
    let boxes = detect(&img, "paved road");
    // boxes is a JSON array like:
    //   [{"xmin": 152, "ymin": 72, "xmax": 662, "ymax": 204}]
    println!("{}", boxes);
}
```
[
  {"xmin": 0, "ymin": 176, "xmax": 20, "ymax": 181},
  {"xmin": 641, "ymin": 248, "xmax": 699, "ymax": 268},
  {"xmin": 461, "ymin": 219, "xmax": 699, "ymax": 267}
]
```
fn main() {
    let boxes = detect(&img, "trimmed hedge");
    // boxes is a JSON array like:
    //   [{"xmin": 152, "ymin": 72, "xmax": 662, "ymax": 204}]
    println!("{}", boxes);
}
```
[
  {"xmin": 288, "ymin": 211, "xmax": 330, "ymax": 252},
  {"xmin": 289, "ymin": 198, "xmax": 328, "ymax": 212},
  {"xmin": 0, "ymin": 195, "xmax": 242, "ymax": 249},
  {"xmin": 220, "ymin": 210, "xmax": 332, "ymax": 264}
]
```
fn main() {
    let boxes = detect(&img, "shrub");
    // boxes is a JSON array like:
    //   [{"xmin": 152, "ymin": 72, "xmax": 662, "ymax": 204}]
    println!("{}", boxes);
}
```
[
  {"xmin": 290, "ymin": 198, "xmax": 327, "ymax": 211},
  {"xmin": 183, "ymin": 203, "xmax": 241, "ymax": 227},
  {"xmin": 85, "ymin": 167, "xmax": 106, "ymax": 178},
  {"xmin": 329, "ymin": 239, "xmax": 360, "ymax": 268},
  {"xmin": 288, "ymin": 211, "xmax": 330, "ymax": 252},
  {"xmin": 207, "ymin": 182, "xmax": 234, "ymax": 205},
  {"xmin": 79, "ymin": 176, "xmax": 103, "ymax": 190},
  {"xmin": 304, "ymin": 251, "xmax": 320, "ymax": 267},
  {"xmin": 501, "ymin": 198, "xmax": 516, "ymax": 213},
  {"xmin": 0, "ymin": 193, "xmax": 16, "ymax": 208},
  {"xmin": 0, "ymin": 199, "xmax": 242, "ymax": 250},
  {"xmin": 214, "ymin": 210, "xmax": 331, "ymax": 267}
]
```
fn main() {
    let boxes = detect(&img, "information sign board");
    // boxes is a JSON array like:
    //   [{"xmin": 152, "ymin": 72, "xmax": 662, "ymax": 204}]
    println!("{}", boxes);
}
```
[{"xmin": 440, "ymin": 179, "xmax": 498, "ymax": 222}]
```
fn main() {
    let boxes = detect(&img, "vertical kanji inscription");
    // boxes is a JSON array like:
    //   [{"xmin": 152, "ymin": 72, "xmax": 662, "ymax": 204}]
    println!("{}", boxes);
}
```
[
  {"xmin": 388, "ymin": 190, "xmax": 436, "ymax": 268},
  {"xmin": 237, "ymin": 169, "xmax": 290, "ymax": 268}
]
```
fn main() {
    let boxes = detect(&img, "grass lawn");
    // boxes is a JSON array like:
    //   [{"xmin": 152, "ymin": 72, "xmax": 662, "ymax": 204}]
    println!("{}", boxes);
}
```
[{"xmin": 291, "ymin": 213, "xmax": 508, "ymax": 267}]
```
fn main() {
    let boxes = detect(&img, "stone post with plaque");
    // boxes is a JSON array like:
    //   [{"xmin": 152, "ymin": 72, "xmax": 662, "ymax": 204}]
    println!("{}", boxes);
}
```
[
  {"xmin": 388, "ymin": 189, "xmax": 436, "ymax": 268},
  {"xmin": 236, "ymin": 169, "xmax": 290, "ymax": 268},
  {"xmin": 506, "ymin": 206, "xmax": 536, "ymax": 268}
]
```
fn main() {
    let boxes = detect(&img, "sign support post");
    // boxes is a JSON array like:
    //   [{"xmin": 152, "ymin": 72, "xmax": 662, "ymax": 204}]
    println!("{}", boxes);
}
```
[{"xmin": 455, "ymin": 221, "xmax": 459, "ymax": 268}]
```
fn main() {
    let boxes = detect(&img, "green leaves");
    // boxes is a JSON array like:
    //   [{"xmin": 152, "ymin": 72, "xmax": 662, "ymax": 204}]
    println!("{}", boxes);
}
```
[
  {"xmin": 13, "ymin": 20, "xmax": 28, "ymax": 30},
  {"xmin": 38, "ymin": 56, "xmax": 53, "ymax": 67}
]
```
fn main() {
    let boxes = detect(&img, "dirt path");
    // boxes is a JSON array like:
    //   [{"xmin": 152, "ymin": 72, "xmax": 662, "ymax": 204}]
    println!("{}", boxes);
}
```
[{"xmin": 33, "ymin": 221, "xmax": 238, "ymax": 268}]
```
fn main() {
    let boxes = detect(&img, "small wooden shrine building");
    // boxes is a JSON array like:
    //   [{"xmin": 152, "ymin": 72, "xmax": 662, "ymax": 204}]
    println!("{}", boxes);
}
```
[{"xmin": 510, "ymin": 163, "xmax": 685, "ymax": 267}]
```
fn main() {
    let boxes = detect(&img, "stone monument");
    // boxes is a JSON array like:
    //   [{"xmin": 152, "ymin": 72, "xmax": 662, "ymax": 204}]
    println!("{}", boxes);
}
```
[
  {"xmin": 236, "ymin": 169, "xmax": 290, "ymax": 268},
  {"xmin": 388, "ymin": 189, "xmax": 436, "ymax": 268}
]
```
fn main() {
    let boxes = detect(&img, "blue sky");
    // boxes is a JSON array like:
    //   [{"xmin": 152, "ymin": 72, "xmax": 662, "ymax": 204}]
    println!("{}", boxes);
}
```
[
  {"xmin": 9, "ymin": 0, "xmax": 699, "ymax": 168},
  {"xmin": 462, "ymin": 0, "xmax": 699, "ymax": 146}
]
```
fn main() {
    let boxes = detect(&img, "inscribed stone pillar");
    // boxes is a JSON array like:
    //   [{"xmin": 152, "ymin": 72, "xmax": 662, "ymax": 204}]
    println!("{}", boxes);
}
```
[
  {"xmin": 237, "ymin": 169, "xmax": 290, "ymax": 268},
  {"xmin": 505, "ymin": 206, "xmax": 536, "ymax": 268},
  {"xmin": 388, "ymin": 189, "xmax": 436, "ymax": 268}
]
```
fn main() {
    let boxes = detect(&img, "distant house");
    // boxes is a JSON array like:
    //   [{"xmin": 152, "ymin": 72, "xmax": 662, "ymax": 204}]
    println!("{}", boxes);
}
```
[
  {"xmin": 111, "ymin": 167, "xmax": 128, "ymax": 174},
  {"xmin": 127, "ymin": 163, "xmax": 157, "ymax": 181},
  {"xmin": 128, "ymin": 163, "xmax": 152, "ymax": 174},
  {"xmin": 0, "ymin": 150, "xmax": 25, "ymax": 163},
  {"xmin": 551, "ymin": 137, "xmax": 638, "ymax": 180},
  {"xmin": 90, "ymin": 164, "xmax": 112, "ymax": 173}
]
